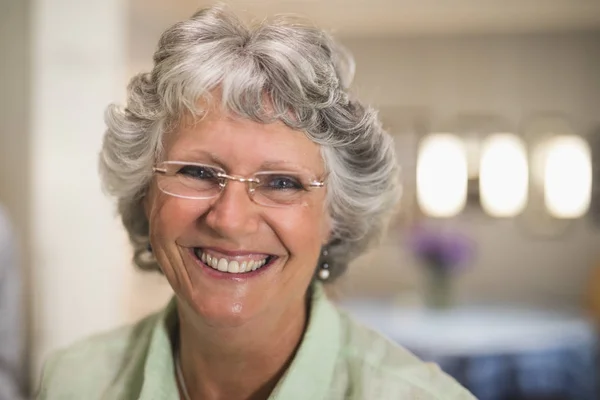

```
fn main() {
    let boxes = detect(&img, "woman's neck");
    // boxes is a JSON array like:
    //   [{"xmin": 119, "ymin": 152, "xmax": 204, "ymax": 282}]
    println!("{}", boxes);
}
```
[{"xmin": 175, "ymin": 294, "xmax": 309, "ymax": 400}]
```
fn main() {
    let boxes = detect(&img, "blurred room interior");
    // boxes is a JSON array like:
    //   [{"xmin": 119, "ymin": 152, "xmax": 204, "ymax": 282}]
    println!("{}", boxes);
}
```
[{"xmin": 1, "ymin": 0, "xmax": 600, "ymax": 398}]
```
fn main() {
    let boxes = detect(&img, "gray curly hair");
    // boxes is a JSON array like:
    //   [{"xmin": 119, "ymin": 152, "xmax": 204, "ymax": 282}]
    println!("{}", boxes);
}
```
[{"xmin": 99, "ymin": 5, "xmax": 401, "ymax": 282}]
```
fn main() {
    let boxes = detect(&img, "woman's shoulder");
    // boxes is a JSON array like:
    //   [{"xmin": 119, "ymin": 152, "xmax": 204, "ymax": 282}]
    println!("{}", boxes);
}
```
[
  {"xmin": 335, "ymin": 310, "xmax": 475, "ymax": 400},
  {"xmin": 36, "ymin": 310, "xmax": 162, "ymax": 399}
]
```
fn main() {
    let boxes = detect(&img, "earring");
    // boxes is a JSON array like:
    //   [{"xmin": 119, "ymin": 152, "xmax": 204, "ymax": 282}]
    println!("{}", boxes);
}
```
[
  {"xmin": 318, "ymin": 248, "xmax": 330, "ymax": 280},
  {"xmin": 147, "ymin": 243, "xmax": 153, "ymax": 253}
]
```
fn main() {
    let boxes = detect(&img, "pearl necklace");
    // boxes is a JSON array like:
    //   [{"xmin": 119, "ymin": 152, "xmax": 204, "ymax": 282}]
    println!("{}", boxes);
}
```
[{"xmin": 175, "ymin": 351, "xmax": 192, "ymax": 400}]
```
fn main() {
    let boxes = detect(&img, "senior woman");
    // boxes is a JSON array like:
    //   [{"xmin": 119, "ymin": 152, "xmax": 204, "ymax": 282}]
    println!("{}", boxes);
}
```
[{"xmin": 37, "ymin": 5, "xmax": 474, "ymax": 400}]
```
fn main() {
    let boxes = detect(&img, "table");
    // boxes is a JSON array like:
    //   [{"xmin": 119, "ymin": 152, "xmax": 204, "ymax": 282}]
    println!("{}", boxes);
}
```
[{"xmin": 340, "ymin": 300, "xmax": 599, "ymax": 400}]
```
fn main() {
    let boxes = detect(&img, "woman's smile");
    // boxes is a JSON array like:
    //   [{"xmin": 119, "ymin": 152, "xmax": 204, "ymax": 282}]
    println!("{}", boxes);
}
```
[{"xmin": 189, "ymin": 247, "xmax": 279, "ymax": 276}]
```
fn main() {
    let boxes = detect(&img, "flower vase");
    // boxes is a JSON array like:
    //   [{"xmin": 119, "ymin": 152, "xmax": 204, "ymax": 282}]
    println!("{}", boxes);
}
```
[{"xmin": 424, "ymin": 268, "xmax": 452, "ymax": 310}]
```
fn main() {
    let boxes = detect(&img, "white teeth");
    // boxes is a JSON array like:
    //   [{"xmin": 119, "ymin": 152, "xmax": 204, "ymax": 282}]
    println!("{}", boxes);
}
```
[
  {"xmin": 196, "ymin": 249, "xmax": 269, "ymax": 274},
  {"xmin": 217, "ymin": 258, "xmax": 228, "ymax": 272},
  {"xmin": 252, "ymin": 259, "xmax": 265, "ymax": 270},
  {"xmin": 228, "ymin": 260, "xmax": 240, "ymax": 273}
]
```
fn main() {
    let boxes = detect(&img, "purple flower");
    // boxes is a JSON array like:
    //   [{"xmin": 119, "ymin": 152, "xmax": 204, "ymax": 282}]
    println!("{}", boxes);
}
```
[{"xmin": 407, "ymin": 225, "xmax": 474, "ymax": 273}]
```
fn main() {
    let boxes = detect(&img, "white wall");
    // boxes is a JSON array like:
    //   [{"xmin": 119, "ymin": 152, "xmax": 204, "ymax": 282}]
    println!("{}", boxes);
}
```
[
  {"xmin": 1, "ymin": 0, "xmax": 134, "ymax": 389},
  {"xmin": 29, "ymin": 0, "xmax": 132, "ymax": 380}
]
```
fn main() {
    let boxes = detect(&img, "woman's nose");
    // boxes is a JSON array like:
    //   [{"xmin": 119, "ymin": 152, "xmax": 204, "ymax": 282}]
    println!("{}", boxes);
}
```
[{"xmin": 203, "ymin": 180, "xmax": 260, "ymax": 238}]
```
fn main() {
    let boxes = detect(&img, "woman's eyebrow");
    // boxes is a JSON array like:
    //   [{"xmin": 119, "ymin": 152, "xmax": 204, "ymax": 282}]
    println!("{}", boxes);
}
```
[
  {"xmin": 258, "ymin": 161, "xmax": 315, "ymax": 173},
  {"xmin": 172, "ymin": 149, "xmax": 224, "ymax": 164}
]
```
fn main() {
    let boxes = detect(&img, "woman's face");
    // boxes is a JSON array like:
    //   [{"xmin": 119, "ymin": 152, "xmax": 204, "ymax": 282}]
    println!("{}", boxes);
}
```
[{"xmin": 144, "ymin": 106, "xmax": 331, "ymax": 327}]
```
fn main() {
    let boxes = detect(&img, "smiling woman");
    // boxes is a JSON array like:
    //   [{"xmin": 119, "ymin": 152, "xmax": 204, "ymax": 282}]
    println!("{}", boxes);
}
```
[{"xmin": 36, "ymin": 5, "xmax": 474, "ymax": 400}]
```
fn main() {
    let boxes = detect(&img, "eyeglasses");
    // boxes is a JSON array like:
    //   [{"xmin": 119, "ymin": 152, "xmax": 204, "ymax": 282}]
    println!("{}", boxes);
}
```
[{"xmin": 152, "ymin": 161, "xmax": 326, "ymax": 208}]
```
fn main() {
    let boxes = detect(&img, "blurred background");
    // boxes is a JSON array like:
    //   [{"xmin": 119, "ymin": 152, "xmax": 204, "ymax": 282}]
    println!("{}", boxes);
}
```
[{"xmin": 2, "ymin": 0, "xmax": 600, "ymax": 398}]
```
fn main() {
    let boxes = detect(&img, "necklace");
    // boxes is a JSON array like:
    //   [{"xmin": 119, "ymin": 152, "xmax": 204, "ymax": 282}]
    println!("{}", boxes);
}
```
[{"xmin": 175, "ymin": 350, "xmax": 192, "ymax": 400}]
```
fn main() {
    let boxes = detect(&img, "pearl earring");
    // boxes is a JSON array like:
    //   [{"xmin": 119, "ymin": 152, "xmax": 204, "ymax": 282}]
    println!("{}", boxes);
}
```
[{"xmin": 318, "ymin": 248, "xmax": 330, "ymax": 280}]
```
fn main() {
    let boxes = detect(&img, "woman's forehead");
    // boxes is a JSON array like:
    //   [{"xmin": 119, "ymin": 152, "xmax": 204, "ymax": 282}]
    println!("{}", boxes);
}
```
[{"xmin": 165, "ymin": 108, "xmax": 324, "ymax": 173}]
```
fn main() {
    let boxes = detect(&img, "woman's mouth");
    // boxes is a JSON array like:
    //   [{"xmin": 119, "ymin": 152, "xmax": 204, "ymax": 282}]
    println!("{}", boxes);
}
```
[{"xmin": 193, "ymin": 248, "xmax": 275, "ymax": 274}]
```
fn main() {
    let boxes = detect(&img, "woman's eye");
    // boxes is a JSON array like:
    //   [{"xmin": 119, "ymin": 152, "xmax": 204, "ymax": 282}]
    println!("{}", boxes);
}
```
[
  {"xmin": 178, "ymin": 165, "xmax": 217, "ymax": 180},
  {"xmin": 264, "ymin": 175, "xmax": 303, "ymax": 190}
]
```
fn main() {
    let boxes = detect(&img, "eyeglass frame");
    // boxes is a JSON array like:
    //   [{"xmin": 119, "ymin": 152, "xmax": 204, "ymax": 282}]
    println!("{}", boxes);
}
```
[{"xmin": 151, "ymin": 160, "xmax": 326, "ymax": 207}]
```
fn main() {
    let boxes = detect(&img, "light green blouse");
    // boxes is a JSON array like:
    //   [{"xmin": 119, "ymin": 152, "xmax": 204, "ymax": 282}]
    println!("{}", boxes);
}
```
[{"xmin": 37, "ymin": 284, "xmax": 475, "ymax": 399}]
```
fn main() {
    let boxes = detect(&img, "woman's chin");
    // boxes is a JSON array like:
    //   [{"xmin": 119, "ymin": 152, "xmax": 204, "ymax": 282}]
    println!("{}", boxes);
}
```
[{"xmin": 181, "ymin": 292, "xmax": 262, "ymax": 328}]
